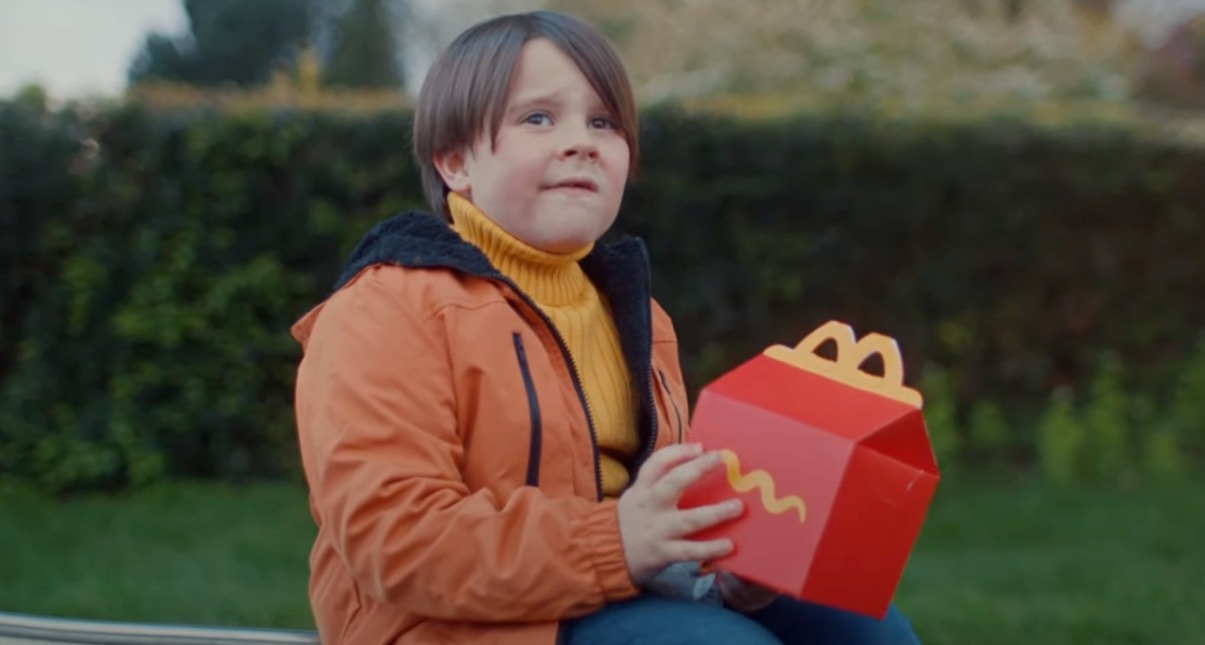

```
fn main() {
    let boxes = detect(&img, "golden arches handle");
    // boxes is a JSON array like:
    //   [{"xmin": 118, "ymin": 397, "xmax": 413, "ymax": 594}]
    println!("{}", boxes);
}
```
[{"xmin": 763, "ymin": 320, "xmax": 922, "ymax": 407}]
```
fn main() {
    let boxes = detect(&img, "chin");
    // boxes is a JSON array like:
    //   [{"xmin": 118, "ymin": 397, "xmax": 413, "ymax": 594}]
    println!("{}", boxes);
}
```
[
  {"xmin": 536, "ymin": 233, "xmax": 596, "ymax": 254},
  {"xmin": 531, "ymin": 213, "xmax": 611, "ymax": 252}
]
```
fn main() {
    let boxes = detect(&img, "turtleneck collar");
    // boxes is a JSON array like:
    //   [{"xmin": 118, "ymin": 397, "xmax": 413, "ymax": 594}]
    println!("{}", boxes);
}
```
[{"xmin": 447, "ymin": 192, "xmax": 595, "ymax": 308}]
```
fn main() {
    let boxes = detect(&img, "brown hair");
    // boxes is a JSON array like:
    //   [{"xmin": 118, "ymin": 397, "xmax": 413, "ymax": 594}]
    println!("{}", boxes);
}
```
[{"xmin": 412, "ymin": 11, "xmax": 639, "ymax": 216}]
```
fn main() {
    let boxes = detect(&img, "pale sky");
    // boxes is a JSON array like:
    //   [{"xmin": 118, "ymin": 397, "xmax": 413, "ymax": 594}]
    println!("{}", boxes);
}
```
[
  {"xmin": 0, "ymin": 0, "xmax": 186, "ymax": 98},
  {"xmin": 0, "ymin": 0, "xmax": 514, "ymax": 99}
]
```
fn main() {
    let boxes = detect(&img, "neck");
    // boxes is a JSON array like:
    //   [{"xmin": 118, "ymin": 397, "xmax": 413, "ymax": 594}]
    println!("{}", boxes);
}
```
[{"xmin": 447, "ymin": 192, "xmax": 594, "ymax": 307}]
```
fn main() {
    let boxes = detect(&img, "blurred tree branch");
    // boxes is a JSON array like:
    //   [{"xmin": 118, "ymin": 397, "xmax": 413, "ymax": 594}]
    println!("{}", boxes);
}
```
[{"xmin": 128, "ymin": 0, "xmax": 318, "ymax": 88}]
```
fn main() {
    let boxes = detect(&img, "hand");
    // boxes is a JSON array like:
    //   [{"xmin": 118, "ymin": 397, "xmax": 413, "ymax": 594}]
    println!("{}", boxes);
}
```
[
  {"xmin": 716, "ymin": 570, "xmax": 778, "ymax": 613},
  {"xmin": 617, "ymin": 443, "xmax": 743, "ymax": 585}
]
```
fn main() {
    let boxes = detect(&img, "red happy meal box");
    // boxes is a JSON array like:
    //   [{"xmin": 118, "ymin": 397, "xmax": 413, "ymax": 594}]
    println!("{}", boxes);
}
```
[{"xmin": 679, "ymin": 321, "xmax": 940, "ymax": 619}]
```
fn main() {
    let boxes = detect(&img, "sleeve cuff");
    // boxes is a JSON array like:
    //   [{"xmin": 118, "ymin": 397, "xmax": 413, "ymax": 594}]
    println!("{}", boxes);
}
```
[{"xmin": 579, "ymin": 501, "xmax": 640, "ymax": 601}]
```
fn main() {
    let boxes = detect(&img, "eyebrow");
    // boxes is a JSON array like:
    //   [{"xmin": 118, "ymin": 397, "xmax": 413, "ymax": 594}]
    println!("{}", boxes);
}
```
[
  {"xmin": 506, "ymin": 88, "xmax": 608, "ymax": 116},
  {"xmin": 506, "ymin": 90, "xmax": 563, "ymax": 113}
]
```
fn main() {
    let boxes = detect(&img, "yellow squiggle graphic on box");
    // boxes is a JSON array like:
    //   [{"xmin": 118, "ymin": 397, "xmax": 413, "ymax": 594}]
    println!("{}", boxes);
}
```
[{"xmin": 719, "ymin": 450, "xmax": 806, "ymax": 523}]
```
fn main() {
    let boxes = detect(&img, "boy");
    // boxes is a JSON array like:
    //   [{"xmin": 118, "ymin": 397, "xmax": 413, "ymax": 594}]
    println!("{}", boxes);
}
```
[{"xmin": 292, "ymin": 10, "xmax": 922, "ymax": 645}]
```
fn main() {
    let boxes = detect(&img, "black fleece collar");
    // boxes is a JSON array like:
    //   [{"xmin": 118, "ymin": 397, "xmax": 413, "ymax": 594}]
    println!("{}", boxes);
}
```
[{"xmin": 334, "ymin": 209, "xmax": 661, "ymax": 469}]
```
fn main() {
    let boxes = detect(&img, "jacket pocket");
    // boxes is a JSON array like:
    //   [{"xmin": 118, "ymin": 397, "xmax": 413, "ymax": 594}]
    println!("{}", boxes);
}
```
[
  {"xmin": 657, "ymin": 369, "xmax": 684, "ymax": 444},
  {"xmin": 512, "ymin": 333, "xmax": 542, "ymax": 487}
]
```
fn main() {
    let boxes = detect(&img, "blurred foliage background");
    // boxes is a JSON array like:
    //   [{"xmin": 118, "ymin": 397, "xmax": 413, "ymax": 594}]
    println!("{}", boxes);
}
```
[
  {"xmin": 3, "ymin": 0, "xmax": 1204, "ymax": 641},
  {"xmin": 5, "ymin": 0, "xmax": 1203, "ymax": 493}
]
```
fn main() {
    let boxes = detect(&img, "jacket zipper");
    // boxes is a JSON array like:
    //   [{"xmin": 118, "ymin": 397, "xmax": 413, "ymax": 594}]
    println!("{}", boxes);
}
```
[
  {"xmin": 657, "ymin": 369, "xmax": 684, "ymax": 444},
  {"xmin": 512, "ymin": 333, "xmax": 542, "ymax": 487},
  {"xmin": 498, "ymin": 281, "xmax": 604, "ymax": 501}
]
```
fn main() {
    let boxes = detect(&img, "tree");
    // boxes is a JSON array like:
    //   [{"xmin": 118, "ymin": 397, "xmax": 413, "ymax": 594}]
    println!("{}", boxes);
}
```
[
  {"xmin": 321, "ymin": 0, "xmax": 405, "ymax": 89},
  {"xmin": 129, "ymin": 0, "xmax": 317, "ymax": 87}
]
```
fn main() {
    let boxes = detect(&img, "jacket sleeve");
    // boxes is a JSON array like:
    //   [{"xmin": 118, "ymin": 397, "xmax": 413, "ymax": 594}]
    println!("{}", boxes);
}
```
[{"xmin": 294, "ymin": 269, "xmax": 638, "ymax": 622}]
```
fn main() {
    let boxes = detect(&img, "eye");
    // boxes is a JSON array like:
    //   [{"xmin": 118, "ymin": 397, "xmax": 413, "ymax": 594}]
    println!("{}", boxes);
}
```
[
  {"xmin": 590, "ymin": 115, "xmax": 617, "ymax": 130},
  {"xmin": 523, "ymin": 112, "xmax": 552, "ymax": 126}
]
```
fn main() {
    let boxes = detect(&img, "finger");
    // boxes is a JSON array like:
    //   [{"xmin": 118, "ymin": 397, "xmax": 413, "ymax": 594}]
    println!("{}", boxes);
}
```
[
  {"xmin": 716, "ymin": 571, "xmax": 749, "ymax": 600},
  {"xmin": 715, "ymin": 570, "xmax": 741, "ymax": 598},
  {"xmin": 653, "ymin": 450, "xmax": 725, "ymax": 502},
  {"xmin": 670, "ymin": 499, "xmax": 743, "ymax": 537},
  {"xmin": 634, "ymin": 443, "xmax": 704, "ymax": 486},
  {"xmin": 716, "ymin": 570, "xmax": 741, "ymax": 593},
  {"xmin": 661, "ymin": 537, "xmax": 734, "ymax": 563}
]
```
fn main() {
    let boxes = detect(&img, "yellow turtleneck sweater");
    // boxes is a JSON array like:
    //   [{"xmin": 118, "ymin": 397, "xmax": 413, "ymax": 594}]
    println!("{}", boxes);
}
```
[{"xmin": 447, "ymin": 193, "xmax": 638, "ymax": 497}]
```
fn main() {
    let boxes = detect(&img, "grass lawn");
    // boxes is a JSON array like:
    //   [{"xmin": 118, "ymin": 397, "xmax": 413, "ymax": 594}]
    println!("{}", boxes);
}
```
[{"xmin": 2, "ymin": 478, "xmax": 1203, "ymax": 644}]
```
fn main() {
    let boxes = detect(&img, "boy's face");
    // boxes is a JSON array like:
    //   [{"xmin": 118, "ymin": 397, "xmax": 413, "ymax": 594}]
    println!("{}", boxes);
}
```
[{"xmin": 437, "ymin": 38, "xmax": 630, "ymax": 253}]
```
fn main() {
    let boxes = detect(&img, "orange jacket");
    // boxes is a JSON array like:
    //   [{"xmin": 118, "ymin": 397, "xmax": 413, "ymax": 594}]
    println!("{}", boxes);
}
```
[{"xmin": 291, "ymin": 210, "xmax": 691, "ymax": 644}]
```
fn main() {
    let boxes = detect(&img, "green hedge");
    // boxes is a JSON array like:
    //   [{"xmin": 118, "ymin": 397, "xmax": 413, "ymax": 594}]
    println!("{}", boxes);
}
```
[{"xmin": 2, "ymin": 97, "xmax": 1203, "ymax": 492}]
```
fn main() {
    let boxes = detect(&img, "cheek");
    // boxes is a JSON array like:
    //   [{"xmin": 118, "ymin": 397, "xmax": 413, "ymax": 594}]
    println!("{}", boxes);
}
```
[
  {"xmin": 500, "ymin": 152, "xmax": 548, "ymax": 192},
  {"xmin": 606, "ymin": 165, "xmax": 630, "ymax": 208},
  {"xmin": 604, "ymin": 141, "xmax": 631, "ymax": 188},
  {"xmin": 611, "ymin": 164, "xmax": 630, "ymax": 191},
  {"xmin": 478, "ymin": 158, "xmax": 539, "ymax": 209}
]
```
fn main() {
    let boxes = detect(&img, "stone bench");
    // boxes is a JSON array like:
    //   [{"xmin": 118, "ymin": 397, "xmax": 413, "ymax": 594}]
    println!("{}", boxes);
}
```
[{"xmin": 0, "ymin": 611, "xmax": 319, "ymax": 645}]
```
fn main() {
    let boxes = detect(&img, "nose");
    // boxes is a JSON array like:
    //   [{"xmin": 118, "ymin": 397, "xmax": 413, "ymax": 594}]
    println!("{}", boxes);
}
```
[{"xmin": 559, "ymin": 121, "xmax": 599, "ymax": 160}]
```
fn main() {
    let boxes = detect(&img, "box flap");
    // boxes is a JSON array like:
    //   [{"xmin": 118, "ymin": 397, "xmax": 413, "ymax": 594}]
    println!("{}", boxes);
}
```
[{"xmin": 861, "ymin": 413, "xmax": 938, "ymax": 474}]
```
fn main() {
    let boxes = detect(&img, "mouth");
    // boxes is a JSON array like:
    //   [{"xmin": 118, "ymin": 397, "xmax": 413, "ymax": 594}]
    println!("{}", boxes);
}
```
[{"xmin": 546, "ymin": 178, "xmax": 599, "ymax": 193}]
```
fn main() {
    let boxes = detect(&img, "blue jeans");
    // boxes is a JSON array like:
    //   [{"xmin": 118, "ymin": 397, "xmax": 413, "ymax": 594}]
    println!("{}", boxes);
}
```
[{"xmin": 562, "ymin": 595, "xmax": 922, "ymax": 645}]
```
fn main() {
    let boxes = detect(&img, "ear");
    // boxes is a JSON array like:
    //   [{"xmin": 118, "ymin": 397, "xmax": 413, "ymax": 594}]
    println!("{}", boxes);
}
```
[{"xmin": 433, "ymin": 148, "xmax": 472, "ymax": 194}]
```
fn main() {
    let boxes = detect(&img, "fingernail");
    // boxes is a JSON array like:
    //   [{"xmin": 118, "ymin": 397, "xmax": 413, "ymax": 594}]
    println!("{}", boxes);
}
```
[{"xmin": 728, "ymin": 499, "xmax": 744, "ymax": 515}]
